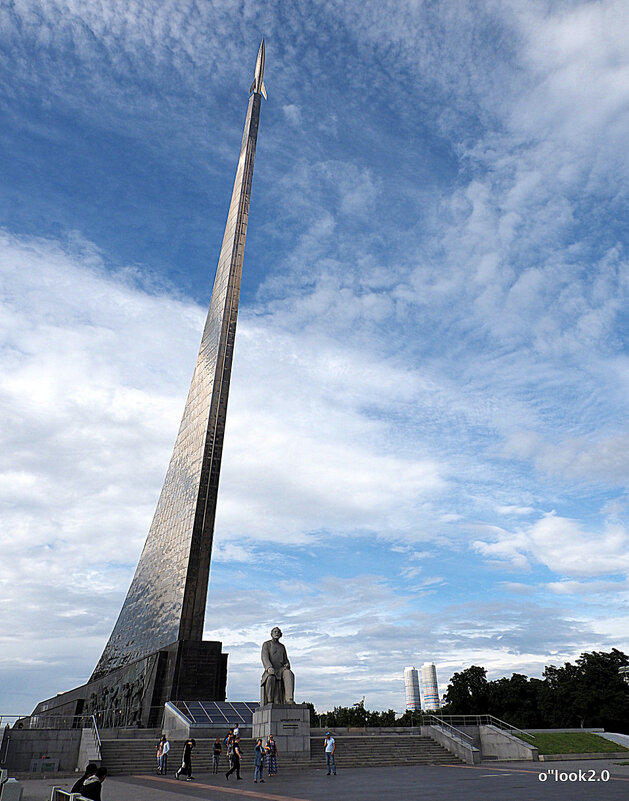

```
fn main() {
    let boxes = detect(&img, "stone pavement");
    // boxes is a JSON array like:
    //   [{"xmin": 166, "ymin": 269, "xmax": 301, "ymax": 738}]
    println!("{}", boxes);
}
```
[{"xmin": 19, "ymin": 759, "xmax": 629, "ymax": 801}]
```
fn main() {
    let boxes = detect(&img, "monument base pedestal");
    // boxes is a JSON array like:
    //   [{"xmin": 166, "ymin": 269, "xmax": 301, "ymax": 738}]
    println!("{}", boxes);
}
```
[
  {"xmin": 252, "ymin": 703, "xmax": 311, "ymax": 758},
  {"xmin": 31, "ymin": 639, "xmax": 227, "ymax": 729}
]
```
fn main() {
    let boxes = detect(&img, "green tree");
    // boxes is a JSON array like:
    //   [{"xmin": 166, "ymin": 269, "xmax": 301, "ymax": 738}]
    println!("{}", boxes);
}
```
[
  {"xmin": 541, "ymin": 649, "xmax": 629, "ymax": 732},
  {"xmin": 441, "ymin": 665, "xmax": 489, "ymax": 714},
  {"xmin": 439, "ymin": 649, "xmax": 629, "ymax": 733},
  {"xmin": 486, "ymin": 674, "xmax": 544, "ymax": 728},
  {"xmin": 397, "ymin": 709, "xmax": 423, "ymax": 727},
  {"xmin": 326, "ymin": 700, "xmax": 370, "ymax": 727},
  {"xmin": 366, "ymin": 708, "xmax": 398, "ymax": 726},
  {"xmin": 321, "ymin": 702, "xmax": 401, "ymax": 728}
]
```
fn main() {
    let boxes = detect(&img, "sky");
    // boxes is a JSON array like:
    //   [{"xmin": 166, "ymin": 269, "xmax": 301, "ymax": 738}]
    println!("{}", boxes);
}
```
[{"xmin": 1, "ymin": 0, "xmax": 628, "ymax": 717}]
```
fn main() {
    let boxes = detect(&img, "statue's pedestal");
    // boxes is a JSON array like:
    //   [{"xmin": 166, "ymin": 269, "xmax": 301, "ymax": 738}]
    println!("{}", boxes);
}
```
[{"xmin": 252, "ymin": 703, "xmax": 311, "ymax": 758}]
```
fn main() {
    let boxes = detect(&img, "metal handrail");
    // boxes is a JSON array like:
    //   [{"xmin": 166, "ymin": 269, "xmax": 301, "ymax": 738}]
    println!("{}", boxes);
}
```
[
  {"xmin": 424, "ymin": 715, "xmax": 474, "ymax": 744},
  {"xmin": 428, "ymin": 713, "xmax": 535, "ymax": 739},
  {"xmin": 484, "ymin": 714, "xmax": 535, "ymax": 740},
  {"xmin": 1, "ymin": 714, "xmax": 102, "ymax": 731},
  {"xmin": 50, "ymin": 789, "xmax": 89, "ymax": 800},
  {"xmin": 89, "ymin": 715, "xmax": 101, "ymax": 759},
  {"xmin": 0, "ymin": 716, "xmax": 26, "ymax": 729}
]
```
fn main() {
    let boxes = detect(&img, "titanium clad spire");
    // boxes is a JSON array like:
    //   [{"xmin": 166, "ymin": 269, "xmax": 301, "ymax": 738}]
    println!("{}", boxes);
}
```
[
  {"xmin": 250, "ymin": 39, "xmax": 267, "ymax": 99},
  {"xmin": 91, "ymin": 46, "xmax": 267, "ymax": 680}
]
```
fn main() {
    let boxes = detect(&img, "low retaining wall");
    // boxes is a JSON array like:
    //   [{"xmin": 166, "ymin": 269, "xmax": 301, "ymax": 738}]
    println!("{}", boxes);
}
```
[
  {"xmin": 0, "ymin": 729, "xmax": 81, "ymax": 773},
  {"xmin": 310, "ymin": 727, "xmax": 423, "ymax": 736},
  {"xmin": 539, "ymin": 752, "xmax": 629, "ymax": 761},
  {"xmin": 422, "ymin": 725, "xmax": 481, "ymax": 764},
  {"xmin": 479, "ymin": 725, "xmax": 538, "ymax": 761}
]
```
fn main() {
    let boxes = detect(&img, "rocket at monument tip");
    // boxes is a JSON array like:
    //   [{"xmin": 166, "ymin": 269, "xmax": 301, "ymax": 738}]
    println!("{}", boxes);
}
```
[{"xmin": 250, "ymin": 38, "xmax": 267, "ymax": 99}]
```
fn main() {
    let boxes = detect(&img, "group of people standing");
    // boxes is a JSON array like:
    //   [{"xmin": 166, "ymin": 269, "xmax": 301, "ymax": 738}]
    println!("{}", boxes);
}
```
[
  {"xmin": 218, "ymin": 727, "xmax": 279, "ymax": 782},
  {"xmin": 154, "ymin": 727, "xmax": 280, "ymax": 783}
]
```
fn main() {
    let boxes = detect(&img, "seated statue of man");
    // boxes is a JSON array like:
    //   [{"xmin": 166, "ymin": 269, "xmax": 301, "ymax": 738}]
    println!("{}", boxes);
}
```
[{"xmin": 260, "ymin": 627, "xmax": 295, "ymax": 704}]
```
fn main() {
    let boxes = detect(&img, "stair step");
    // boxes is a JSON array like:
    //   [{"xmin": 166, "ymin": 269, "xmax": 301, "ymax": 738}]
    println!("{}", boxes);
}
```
[{"xmin": 99, "ymin": 735, "xmax": 461, "ymax": 775}]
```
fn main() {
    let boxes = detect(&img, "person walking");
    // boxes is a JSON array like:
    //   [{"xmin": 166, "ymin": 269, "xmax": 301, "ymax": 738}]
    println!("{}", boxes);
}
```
[
  {"xmin": 253, "ymin": 738, "xmax": 265, "ymax": 783},
  {"xmin": 266, "ymin": 734, "xmax": 278, "ymax": 776},
  {"xmin": 324, "ymin": 732, "xmax": 337, "ymax": 775},
  {"xmin": 225, "ymin": 737, "xmax": 243, "ymax": 780},
  {"xmin": 212, "ymin": 737, "xmax": 222, "ymax": 773},
  {"xmin": 225, "ymin": 732, "xmax": 234, "ymax": 772},
  {"xmin": 175, "ymin": 738, "xmax": 196, "ymax": 781},
  {"xmin": 156, "ymin": 734, "xmax": 170, "ymax": 774}
]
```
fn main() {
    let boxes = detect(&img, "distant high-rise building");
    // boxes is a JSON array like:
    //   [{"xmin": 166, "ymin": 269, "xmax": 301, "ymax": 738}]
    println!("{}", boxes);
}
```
[
  {"xmin": 421, "ymin": 662, "xmax": 440, "ymax": 711},
  {"xmin": 404, "ymin": 666, "xmax": 421, "ymax": 711}
]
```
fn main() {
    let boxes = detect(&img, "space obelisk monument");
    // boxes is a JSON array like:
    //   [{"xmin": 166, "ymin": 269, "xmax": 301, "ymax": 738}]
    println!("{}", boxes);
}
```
[{"xmin": 33, "ymin": 41, "xmax": 267, "ymax": 727}]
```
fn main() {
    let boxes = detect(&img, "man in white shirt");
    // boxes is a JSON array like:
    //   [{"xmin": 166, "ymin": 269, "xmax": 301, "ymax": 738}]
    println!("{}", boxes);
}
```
[
  {"xmin": 160, "ymin": 737, "xmax": 170, "ymax": 775},
  {"xmin": 324, "ymin": 732, "xmax": 336, "ymax": 775}
]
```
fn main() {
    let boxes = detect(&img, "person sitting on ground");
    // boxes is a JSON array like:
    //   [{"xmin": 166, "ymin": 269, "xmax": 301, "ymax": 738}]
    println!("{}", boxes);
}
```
[
  {"xmin": 81, "ymin": 766, "xmax": 107, "ymax": 800},
  {"xmin": 71, "ymin": 762, "xmax": 98, "ymax": 794}
]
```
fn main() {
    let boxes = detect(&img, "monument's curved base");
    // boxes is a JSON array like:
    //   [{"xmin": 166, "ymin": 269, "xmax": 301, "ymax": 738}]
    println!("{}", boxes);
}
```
[{"xmin": 32, "ymin": 640, "xmax": 227, "ymax": 729}]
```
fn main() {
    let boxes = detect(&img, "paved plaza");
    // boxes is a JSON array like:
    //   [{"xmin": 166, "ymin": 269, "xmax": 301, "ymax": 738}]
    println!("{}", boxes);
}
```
[{"xmin": 19, "ymin": 760, "xmax": 629, "ymax": 801}]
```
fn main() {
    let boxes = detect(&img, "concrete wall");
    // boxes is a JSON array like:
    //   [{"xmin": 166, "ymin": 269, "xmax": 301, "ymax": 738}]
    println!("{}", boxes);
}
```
[
  {"xmin": 422, "ymin": 725, "xmax": 481, "ymax": 765},
  {"xmin": 479, "ymin": 725, "xmax": 538, "ymax": 761},
  {"xmin": 1, "ymin": 729, "xmax": 82, "ymax": 773},
  {"xmin": 310, "ymin": 727, "xmax": 424, "ymax": 736},
  {"xmin": 98, "ymin": 728, "xmax": 162, "ymax": 740}
]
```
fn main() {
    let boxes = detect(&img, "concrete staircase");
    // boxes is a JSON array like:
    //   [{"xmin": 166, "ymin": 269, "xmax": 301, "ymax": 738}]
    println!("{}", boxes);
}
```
[{"xmin": 100, "ymin": 735, "xmax": 460, "ymax": 775}]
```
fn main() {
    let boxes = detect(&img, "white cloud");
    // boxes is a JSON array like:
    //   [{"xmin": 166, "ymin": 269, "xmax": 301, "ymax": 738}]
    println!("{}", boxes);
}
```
[
  {"xmin": 0, "ymin": 229, "xmax": 451, "ymax": 709},
  {"xmin": 474, "ymin": 511, "xmax": 629, "ymax": 578},
  {"xmin": 3, "ymin": 0, "xmax": 629, "ymax": 716},
  {"xmin": 503, "ymin": 430, "xmax": 629, "ymax": 485},
  {"xmin": 212, "ymin": 578, "xmax": 616, "ymax": 710}
]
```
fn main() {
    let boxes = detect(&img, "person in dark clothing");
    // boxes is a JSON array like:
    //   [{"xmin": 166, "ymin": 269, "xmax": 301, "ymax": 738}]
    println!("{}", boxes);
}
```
[
  {"xmin": 80, "ymin": 767, "xmax": 107, "ymax": 800},
  {"xmin": 212, "ymin": 738, "xmax": 222, "ymax": 773},
  {"xmin": 225, "ymin": 737, "xmax": 243, "ymax": 780},
  {"xmin": 71, "ymin": 762, "xmax": 98, "ymax": 794},
  {"xmin": 175, "ymin": 738, "xmax": 196, "ymax": 781},
  {"xmin": 266, "ymin": 734, "xmax": 279, "ymax": 775},
  {"xmin": 253, "ymin": 738, "xmax": 265, "ymax": 783}
]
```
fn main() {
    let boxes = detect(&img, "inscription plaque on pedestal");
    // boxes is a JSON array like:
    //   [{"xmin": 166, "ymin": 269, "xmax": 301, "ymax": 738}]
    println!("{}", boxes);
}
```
[{"xmin": 252, "ymin": 704, "xmax": 311, "ymax": 759}]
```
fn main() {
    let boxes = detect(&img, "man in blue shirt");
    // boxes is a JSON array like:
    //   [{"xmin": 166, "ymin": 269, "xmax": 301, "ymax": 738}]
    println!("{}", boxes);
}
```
[{"xmin": 324, "ymin": 732, "xmax": 336, "ymax": 775}]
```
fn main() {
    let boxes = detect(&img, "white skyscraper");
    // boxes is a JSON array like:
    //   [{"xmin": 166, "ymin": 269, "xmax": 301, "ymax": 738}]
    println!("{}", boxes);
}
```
[
  {"xmin": 404, "ymin": 666, "xmax": 421, "ymax": 711},
  {"xmin": 421, "ymin": 662, "xmax": 440, "ymax": 711}
]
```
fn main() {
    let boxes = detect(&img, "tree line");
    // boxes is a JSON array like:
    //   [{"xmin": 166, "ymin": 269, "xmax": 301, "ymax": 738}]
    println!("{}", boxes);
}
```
[
  {"xmin": 310, "ymin": 649, "xmax": 629, "ymax": 733},
  {"xmin": 440, "ymin": 648, "xmax": 629, "ymax": 732}
]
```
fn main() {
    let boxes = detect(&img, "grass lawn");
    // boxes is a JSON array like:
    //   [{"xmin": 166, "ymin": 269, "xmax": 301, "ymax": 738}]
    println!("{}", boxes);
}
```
[{"xmin": 518, "ymin": 731, "xmax": 629, "ymax": 755}]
